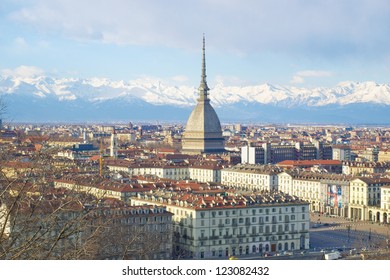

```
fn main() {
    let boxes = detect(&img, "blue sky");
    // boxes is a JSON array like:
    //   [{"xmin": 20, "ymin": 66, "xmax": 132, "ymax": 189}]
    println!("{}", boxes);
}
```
[{"xmin": 1, "ymin": 0, "xmax": 390, "ymax": 88}]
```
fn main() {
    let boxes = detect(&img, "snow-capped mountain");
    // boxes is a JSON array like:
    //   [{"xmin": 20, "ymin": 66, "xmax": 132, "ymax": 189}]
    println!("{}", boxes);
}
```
[{"xmin": 1, "ymin": 74, "xmax": 390, "ymax": 123}]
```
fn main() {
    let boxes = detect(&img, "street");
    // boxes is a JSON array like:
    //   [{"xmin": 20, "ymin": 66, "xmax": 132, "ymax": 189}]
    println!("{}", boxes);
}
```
[{"xmin": 309, "ymin": 213, "xmax": 390, "ymax": 252}]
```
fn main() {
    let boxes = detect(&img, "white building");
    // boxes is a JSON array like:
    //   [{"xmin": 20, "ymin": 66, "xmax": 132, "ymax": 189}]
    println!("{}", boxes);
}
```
[
  {"xmin": 221, "ymin": 164, "xmax": 281, "ymax": 191},
  {"xmin": 106, "ymin": 161, "xmax": 190, "ymax": 181},
  {"xmin": 107, "ymin": 160, "xmax": 223, "ymax": 183},
  {"xmin": 380, "ymin": 186, "xmax": 390, "ymax": 223},
  {"xmin": 278, "ymin": 172, "xmax": 352, "ymax": 217},
  {"xmin": 189, "ymin": 164, "xmax": 221, "ymax": 183},
  {"xmin": 349, "ymin": 177, "xmax": 390, "ymax": 221},
  {"xmin": 131, "ymin": 189, "xmax": 310, "ymax": 259}
]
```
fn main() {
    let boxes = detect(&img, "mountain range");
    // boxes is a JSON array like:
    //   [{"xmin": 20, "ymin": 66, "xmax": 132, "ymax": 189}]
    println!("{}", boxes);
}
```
[{"xmin": 1, "ymin": 74, "xmax": 390, "ymax": 124}]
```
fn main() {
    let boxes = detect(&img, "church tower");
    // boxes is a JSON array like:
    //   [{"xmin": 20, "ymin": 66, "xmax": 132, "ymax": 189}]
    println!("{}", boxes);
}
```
[
  {"xmin": 110, "ymin": 126, "xmax": 118, "ymax": 158},
  {"xmin": 181, "ymin": 36, "xmax": 225, "ymax": 155}
]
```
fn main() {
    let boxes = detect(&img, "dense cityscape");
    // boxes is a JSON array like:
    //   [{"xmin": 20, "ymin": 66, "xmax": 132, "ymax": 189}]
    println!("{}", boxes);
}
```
[{"xmin": 2, "ymin": 36, "xmax": 390, "ymax": 261}]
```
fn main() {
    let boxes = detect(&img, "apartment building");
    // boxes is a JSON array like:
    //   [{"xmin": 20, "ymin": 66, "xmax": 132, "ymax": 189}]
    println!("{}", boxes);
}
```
[
  {"xmin": 349, "ymin": 177, "xmax": 390, "ymax": 221},
  {"xmin": 106, "ymin": 160, "xmax": 190, "ymax": 181},
  {"xmin": 278, "ymin": 172, "xmax": 351, "ymax": 217},
  {"xmin": 342, "ymin": 161, "xmax": 390, "ymax": 175},
  {"xmin": 188, "ymin": 163, "xmax": 222, "ymax": 183},
  {"xmin": 221, "ymin": 164, "xmax": 281, "ymax": 191},
  {"xmin": 380, "ymin": 186, "xmax": 390, "ymax": 223},
  {"xmin": 107, "ymin": 160, "xmax": 223, "ymax": 183},
  {"xmin": 131, "ymin": 190, "xmax": 310, "ymax": 259}
]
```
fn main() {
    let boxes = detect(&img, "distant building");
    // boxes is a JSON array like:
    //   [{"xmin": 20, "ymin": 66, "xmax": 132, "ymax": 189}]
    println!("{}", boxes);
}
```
[
  {"xmin": 241, "ymin": 142, "xmax": 332, "ymax": 164},
  {"xmin": 277, "ymin": 160, "xmax": 343, "ymax": 173},
  {"xmin": 221, "ymin": 164, "xmax": 281, "ymax": 191},
  {"xmin": 342, "ymin": 161, "xmax": 390, "ymax": 176},
  {"xmin": 110, "ymin": 127, "xmax": 118, "ymax": 158},
  {"xmin": 332, "ymin": 144, "xmax": 351, "ymax": 161}
]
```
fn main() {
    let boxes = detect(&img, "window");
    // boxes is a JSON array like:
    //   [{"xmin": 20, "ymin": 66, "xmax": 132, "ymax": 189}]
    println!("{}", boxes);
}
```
[
  {"xmin": 259, "ymin": 226, "xmax": 263, "ymax": 233},
  {"xmin": 291, "ymin": 215, "xmax": 295, "ymax": 220}
]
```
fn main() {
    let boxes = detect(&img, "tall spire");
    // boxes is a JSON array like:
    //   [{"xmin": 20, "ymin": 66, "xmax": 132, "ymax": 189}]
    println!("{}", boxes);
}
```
[{"xmin": 198, "ymin": 34, "xmax": 209, "ymax": 101}]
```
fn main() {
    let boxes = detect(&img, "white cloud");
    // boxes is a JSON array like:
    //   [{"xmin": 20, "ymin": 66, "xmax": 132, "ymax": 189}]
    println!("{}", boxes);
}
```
[
  {"xmin": 290, "ymin": 75, "xmax": 305, "ymax": 84},
  {"xmin": 291, "ymin": 70, "xmax": 333, "ymax": 84},
  {"xmin": 170, "ymin": 75, "xmax": 189, "ymax": 83},
  {"xmin": 1, "ymin": 65, "xmax": 45, "ymax": 78},
  {"xmin": 7, "ymin": 0, "xmax": 390, "ymax": 57},
  {"xmin": 14, "ymin": 37, "xmax": 28, "ymax": 49},
  {"xmin": 213, "ymin": 75, "xmax": 249, "ymax": 86}
]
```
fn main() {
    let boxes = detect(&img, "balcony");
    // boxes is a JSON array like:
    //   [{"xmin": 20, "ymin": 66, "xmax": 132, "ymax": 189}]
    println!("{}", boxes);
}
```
[
  {"xmin": 209, "ymin": 236, "xmax": 219, "ymax": 240},
  {"xmin": 223, "ymin": 235, "xmax": 232, "ymax": 239},
  {"xmin": 198, "ymin": 236, "xmax": 208, "ymax": 241},
  {"xmin": 232, "ymin": 222, "xmax": 238, "ymax": 227},
  {"xmin": 218, "ymin": 224, "xmax": 224, "ymax": 227}
]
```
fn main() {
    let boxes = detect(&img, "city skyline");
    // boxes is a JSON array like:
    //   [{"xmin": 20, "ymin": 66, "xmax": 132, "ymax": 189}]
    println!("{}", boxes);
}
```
[{"xmin": 1, "ymin": 0, "xmax": 390, "ymax": 88}]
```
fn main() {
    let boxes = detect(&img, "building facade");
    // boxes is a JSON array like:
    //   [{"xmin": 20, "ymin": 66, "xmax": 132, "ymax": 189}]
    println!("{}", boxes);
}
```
[
  {"xmin": 131, "ymin": 190, "xmax": 310, "ymax": 259},
  {"xmin": 221, "ymin": 164, "xmax": 281, "ymax": 191}
]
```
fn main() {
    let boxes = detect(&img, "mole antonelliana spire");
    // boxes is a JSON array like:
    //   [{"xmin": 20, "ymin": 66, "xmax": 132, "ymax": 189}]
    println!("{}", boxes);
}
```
[
  {"xmin": 198, "ymin": 34, "xmax": 209, "ymax": 101},
  {"xmin": 181, "ymin": 35, "xmax": 225, "ymax": 155}
]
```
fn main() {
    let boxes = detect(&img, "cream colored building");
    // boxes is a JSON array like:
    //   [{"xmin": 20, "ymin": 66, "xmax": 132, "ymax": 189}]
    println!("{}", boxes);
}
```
[
  {"xmin": 106, "ymin": 161, "xmax": 190, "ymax": 181},
  {"xmin": 349, "ymin": 177, "xmax": 390, "ymax": 221},
  {"xmin": 379, "ymin": 186, "xmax": 390, "ymax": 223},
  {"xmin": 131, "ymin": 189, "xmax": 310, "ymax": 259},
  {"xmin": 221, "ymin": 164, "xmax": 280, "ymax": 191},
  {"xmin": 278, "ymin": 172, "xmax": 352, "ymax": 217},
  {"xmin": 342, "ymin": 161, "xmax": 390, "ymax": 175},
  {"xmin": 107, "ymin": 160, "xmax": 223, "ymax": 183},
  {"xmin": 189, "ymin": 164, "xmax": 221, "ymax": 183},
  {"xmin": 378, "ymin": 150, "xmax": 390, "ymax": 162}
]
